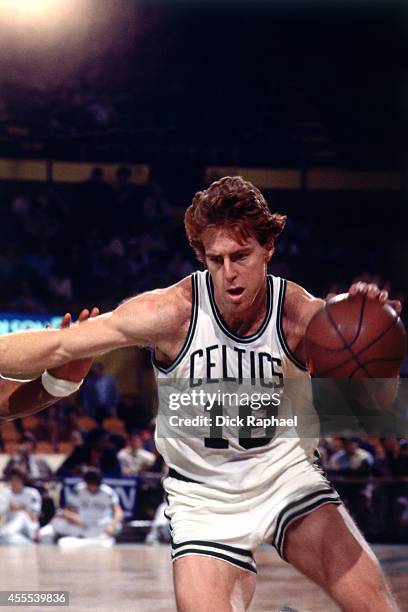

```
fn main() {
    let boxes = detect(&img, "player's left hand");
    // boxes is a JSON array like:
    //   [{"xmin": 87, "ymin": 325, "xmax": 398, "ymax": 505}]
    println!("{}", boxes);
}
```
[
  {"xmin": 348, "ymin": 282, "xmax": 402, "ymax": 314},
  {"xmin": 48, "ymin": 307, "xmax": 100, "ymax": 382}
]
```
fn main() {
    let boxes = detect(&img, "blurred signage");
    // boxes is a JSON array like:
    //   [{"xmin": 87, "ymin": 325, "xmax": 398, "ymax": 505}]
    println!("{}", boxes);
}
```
[{"xmin": 0, "ymin": 312, "xmax": 63, "ymax": 335}]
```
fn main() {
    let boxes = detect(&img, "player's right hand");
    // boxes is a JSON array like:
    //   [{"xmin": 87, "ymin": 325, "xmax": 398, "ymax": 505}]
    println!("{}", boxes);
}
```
[{"xmin": 48, "ymin": 307, "xmax": 100, "ymax": 382}]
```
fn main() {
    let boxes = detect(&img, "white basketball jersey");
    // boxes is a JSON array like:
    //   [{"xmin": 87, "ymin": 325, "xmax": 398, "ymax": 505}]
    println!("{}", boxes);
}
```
[
  {"xmin": 67, "ymin": 483, "xmax": 118, "ymax": 528},
  {"xmin": 153, "ymin": 271, "xmax": 319, "ymax": 492},
  {"xmin": 4, "ymin": 486, "xmax": 42, "ymax": 520}
]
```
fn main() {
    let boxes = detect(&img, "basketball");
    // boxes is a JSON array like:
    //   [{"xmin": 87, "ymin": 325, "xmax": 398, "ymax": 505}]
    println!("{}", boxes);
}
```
[{"xmin": 304, "ymin": 293, "xmax": 407, "ymax": 378}]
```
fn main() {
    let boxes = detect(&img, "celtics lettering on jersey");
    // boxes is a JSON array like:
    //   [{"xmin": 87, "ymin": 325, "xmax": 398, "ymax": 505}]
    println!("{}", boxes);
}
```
[
  {"xmin": 153, "ymin": 270, "xmax": 317, "ymax": 487},
  {"xmin": 190, "ymin": 344, "xmax": 283, "ymax": 387}
]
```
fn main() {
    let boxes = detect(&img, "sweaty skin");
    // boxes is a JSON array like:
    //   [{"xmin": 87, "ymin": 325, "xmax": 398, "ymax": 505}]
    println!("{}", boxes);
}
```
[
  {"xmin": 0, "ymin": 227, "xmax": 400, "ymax": 387},
  {"xmin": 0, "ymin": 229, "xmax": 321, "ymax": 376}
]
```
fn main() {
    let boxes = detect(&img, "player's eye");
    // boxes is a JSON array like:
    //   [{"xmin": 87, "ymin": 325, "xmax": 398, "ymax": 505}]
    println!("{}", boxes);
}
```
[{"xmin": 209, "ymin": 256, "xmax": 222, "ymax": 265}]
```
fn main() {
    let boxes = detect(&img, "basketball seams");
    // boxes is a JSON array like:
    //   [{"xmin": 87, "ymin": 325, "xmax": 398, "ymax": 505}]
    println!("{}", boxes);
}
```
[
  {"xmin": 324, "ymin": 298, "xmax": 371, "ymax": 377},
  {"xmin": 309, "ymin": 304, "xmax": 401, "ymax": 378},
  {"xmin": 349, "ymin": 357, "xmax": 403, "ymax": 379},
  {"xmin": 325, "ymin": 294, "xmax": 366, "ymax": 350}
]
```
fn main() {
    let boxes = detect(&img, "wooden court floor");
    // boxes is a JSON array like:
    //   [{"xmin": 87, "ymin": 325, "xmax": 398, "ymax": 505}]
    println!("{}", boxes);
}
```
[{"xmin": 0, "ymin": 544, "xmax": 406, "ymax": 612}]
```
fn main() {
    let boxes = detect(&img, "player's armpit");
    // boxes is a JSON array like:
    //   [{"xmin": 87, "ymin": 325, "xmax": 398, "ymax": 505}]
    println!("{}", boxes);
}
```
[{"xmin": 282, "ymin": 281, "xmax": 324, "ymax": 361}]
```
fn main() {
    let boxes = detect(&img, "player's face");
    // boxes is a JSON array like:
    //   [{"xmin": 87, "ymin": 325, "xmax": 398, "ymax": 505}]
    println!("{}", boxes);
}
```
[
  {"xmin": 203, "ymin": 225, "xmax": 273, "ymax": 316},
  {"xmin": 86, "ymin": 483, "xmax": 100, "ymax": 495},
  {"xmin": 10, "ymin": 476, "xmax": 23, "ymax": 494}
]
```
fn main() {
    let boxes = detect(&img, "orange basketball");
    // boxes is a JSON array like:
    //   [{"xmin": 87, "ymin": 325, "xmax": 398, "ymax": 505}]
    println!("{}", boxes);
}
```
[{"xmin": 304, "ymin": 293, "xmax": 406, "ymax": 378}]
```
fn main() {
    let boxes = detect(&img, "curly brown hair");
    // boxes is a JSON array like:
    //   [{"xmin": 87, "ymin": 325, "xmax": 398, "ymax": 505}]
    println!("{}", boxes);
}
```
[{"xmin": 184, "ymin": 176, "xmax": 287, "ymax": 262}]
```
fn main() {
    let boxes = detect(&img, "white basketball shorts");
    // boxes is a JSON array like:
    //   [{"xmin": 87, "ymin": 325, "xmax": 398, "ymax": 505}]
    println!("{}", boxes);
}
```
[{"xmin": 164, "ymin": 460, "xmax": 341, "ymax": 573}]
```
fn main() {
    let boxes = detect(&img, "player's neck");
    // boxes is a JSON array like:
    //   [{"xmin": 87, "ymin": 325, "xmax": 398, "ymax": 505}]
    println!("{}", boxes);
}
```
[{"xmin": 219, "ymin": 278, "xmax": 268, "ymax": 336}]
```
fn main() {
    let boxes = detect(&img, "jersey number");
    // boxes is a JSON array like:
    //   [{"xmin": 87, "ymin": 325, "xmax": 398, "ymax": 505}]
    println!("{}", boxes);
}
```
[{"xmin": 204, "ymin": 401, "xmax": 278, "ymax": 450}]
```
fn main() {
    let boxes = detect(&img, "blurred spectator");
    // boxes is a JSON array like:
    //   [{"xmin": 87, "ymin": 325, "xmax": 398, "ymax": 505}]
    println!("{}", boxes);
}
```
[
  {"xmin": 21, "ymin": 245, "xmax": 55, "ymax": 279},
  {"xmin": 4, "ymin": 432, "xmax": 53, "ymax": 482},
  {"xmin": 0, "ymin": 468, "xmax": 41, "ymax": 545},
  {"xmin": 397, "ymin": 440, "xmax": 408, "ymax": 470},
  {"xmin": 395, "ymin": 496, "xmax": 408, "ymax": 538},
  {"xmin": 10, "ymin": 280, "xmax": 44, "ymax": 313},
  {"xmin": 117, "ymin": 430, "xmax": 156, "ymax": 476},
  {"xmin": 114, "ymin": 166, "xmax": 133, "ymax": 214},
  {"xmin": 48, "ymin": 264, "xmax": 74, "ymax": 302},
  {"xmin": 39, "ymin": 468, "xmax": 123, "ymax": 548},
  {"xmin": 142, "ymin": 182, "xmax": 172, "ymax": 222},
  {"xmin": 86, "ymin": 95, "xmax": 116, "ymax": 128},
  {"xmin": 79, "ymin": 363, "xmax": 120, "ymax": 425},
  {"xmin": 145, "ymin": 501, "xmax": 170, "ymax": 544},
  {"xmin": 71, "ymin": 430, "xmax": 85, "ymax": 448},
  {"xmin": 168, "ymin": 251, "xmax": 194, "ymax": 280},
  {"xmin": 328, "ymin": 437, "xmax": 374, "ymax": 531},
  {"xmin": 117, "ymin": 394, "xmax": 152, "ymax": 434},
  {"xmin": 328, "ymin": 437, "xmax": 374, "ymax": 474},
  {"xmin": 56, "ymin": 428, "xmax": 121, "ymax": 478},
  {"xmin": 81, "ymin": 166, "xmax": 114, "ymax": 227},
  {"xmin": 388, "ymin": 439, "xmax": 408, "ymax": 479}
]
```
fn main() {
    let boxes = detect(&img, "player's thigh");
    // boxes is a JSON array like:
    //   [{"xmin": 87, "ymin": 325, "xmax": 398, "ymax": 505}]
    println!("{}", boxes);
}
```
[
  {"xmin": 173, "ymin": 555, "xmax": 256, "ymax": 612},
  {"xmin": 283, "ymin": 504, "xmax": 393, "ymax": 607}
]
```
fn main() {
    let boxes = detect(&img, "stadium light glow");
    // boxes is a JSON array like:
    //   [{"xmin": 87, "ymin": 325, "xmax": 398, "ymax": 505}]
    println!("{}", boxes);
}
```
[{"xmin": 0, "ymin": 0, "xmax": 62, "ymax": 18}]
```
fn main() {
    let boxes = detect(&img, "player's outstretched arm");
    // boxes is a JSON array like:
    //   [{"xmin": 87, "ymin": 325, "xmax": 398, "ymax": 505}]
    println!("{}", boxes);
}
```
[
  {"xmin": 0, "ymin": 279, "xmax": 190, "ymax": 376},
  {"xmin": 0, "ymin": 308, "xmax": 99, "ymax": 420}
]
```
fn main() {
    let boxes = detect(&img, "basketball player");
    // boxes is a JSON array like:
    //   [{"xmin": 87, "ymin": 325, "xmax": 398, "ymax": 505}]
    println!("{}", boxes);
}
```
[
  {"xmin": 39, "ymin": 467, "xmax": 123, "ymax": 548},
  {"xmin": 0, "ymin": 308, "xmax": 99, "ymax": 422},
  {"xmin": 0, "ymin": 467, "xmax": 41, "ymax": 545},
  {"xmin": 0, "ymin": 177, "xmax": 401, "ymax": 611}
]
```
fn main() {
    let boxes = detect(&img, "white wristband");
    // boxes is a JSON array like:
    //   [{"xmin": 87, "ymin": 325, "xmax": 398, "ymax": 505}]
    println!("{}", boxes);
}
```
[{"xmin": 41, "ymin": 371, "xmax": 83, "ymax": 397}]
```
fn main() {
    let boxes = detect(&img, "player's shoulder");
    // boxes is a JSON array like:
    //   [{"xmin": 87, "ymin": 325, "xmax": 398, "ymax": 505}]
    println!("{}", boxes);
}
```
[
  {"xmin": 120, "ymin": 275, "xmax": 194, "ymax": 332},
  {"xmin": 283, "ymin": 280, "xmax": 324, "ymax": 331},
  {"xmin": 24, "ymin": 486, "xmax": 41, "ymax": 499},
  {"xmin": 99, "ymin": 483, "xmax": 115, "ymax": 496},
  {"xmin": 100, "ymin": 483, "xmax": 118, "ymax": 503}
]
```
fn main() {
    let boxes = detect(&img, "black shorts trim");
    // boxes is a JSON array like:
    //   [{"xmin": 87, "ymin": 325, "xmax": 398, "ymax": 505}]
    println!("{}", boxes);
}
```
[
  {"xmin": 167, "ymin": 468, "xmax": 203, "ymax": 485},
  {"xmin": 273, "ymin": 489, "xmax": 341, "ymax": 561},
  {"xmin": 171, "ymin": 539, "xmax": 254, "ymax": 558},
  {"xmin": 152, "ymin": 272, "xmax": 199, "ymax": 373},
  {"xmin": 277, "ymin": 278, "xmax": 308, "ymax": 371},
  {"xmin": 171, "ymin": 547, "xmax": 257, "ymax": 574}
]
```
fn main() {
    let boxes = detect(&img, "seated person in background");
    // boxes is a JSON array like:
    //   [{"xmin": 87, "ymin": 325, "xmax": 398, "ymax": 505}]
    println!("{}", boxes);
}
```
[
  {"xmin": 79, "ymin": 362, "xmax": 119, "ymax": 425},
  {"xmin": 56, "ymin": 428, "xmax": 122, "ymax": 477},
  {"xmin": 328, "ymin": 437, "xmax": 374, "ymax": 531},
  {"xmin": 39, "ymin": 467, "xmax": 123, "ymax": 548},
  {"xmin": 145, "ymin": 500, "xmax": 171, "ymax": 545},
  {"xmin": 117, "ymin": 430, "xmax": 156, "ymax": 476},
  {"xmin": 328, "ymin": 436, "xmax": 374, "ymax": 474},
  {"xmin": 4, "ymin": 432, "xmax": 52, "ymax": 482},
  {"xmin": 0, "ymin": 468, "xmax": 41, "ymax": 545}
]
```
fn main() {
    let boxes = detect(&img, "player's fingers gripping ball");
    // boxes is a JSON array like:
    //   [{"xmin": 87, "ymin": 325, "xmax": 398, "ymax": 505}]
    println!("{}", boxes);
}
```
[{"xmin": 304, "ymin": 293, "xmax": 406, "ymax": 378}]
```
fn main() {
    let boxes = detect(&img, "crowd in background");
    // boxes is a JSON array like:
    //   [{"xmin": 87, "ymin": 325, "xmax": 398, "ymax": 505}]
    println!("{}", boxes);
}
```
[
  {"xmin": 0, "ymin": 171, "xmax": 195, "ymax": 314},
  {"xmin": 0, "ymin": 421, "xmax": 407, "ymax": 545},
  {"xmin": 0, "ymin": 172, "xmax": 406, "ymax": 545},
  {"xmin": 0, "ymin": 169, "xmax": 405, "ymax": 316},
  {"xmin": 0, "ymin": 359, "xmax": 406, "ymax": 544}
]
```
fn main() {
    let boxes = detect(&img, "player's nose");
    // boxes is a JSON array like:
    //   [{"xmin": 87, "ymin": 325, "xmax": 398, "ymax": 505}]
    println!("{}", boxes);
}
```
[{"xmin": 223, "ymin": 258, "xmax": 237, "ymax": 282}]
